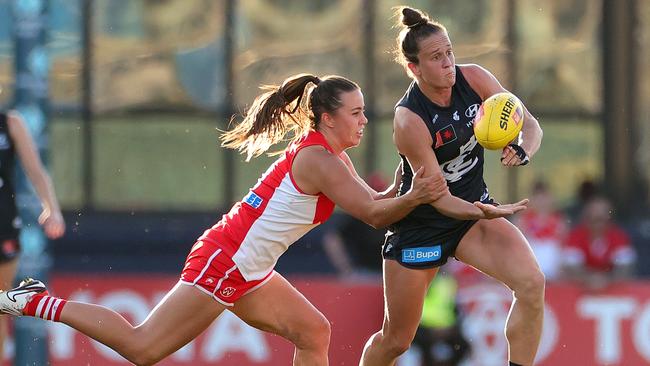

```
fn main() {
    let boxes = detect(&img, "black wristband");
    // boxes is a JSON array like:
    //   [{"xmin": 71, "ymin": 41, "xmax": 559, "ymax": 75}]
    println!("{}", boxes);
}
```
[
  {"xmin": 502, "ymin": 144, "xmax": 530, "ymax": 166},
  {"xmin": 509, "ymin": 144, "xmax": 529, "ymax": 165}
]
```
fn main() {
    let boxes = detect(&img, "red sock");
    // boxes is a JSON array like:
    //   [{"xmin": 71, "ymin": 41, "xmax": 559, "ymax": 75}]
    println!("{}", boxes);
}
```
[{"xmin": 23, "ymin": 293, "xmax": 67, "ymax": 322}]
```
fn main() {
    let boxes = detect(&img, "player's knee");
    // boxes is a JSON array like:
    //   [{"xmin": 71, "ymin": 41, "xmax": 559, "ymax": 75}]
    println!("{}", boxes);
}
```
[
  {"xmin": 119, "ymin": 333, "xmax": 165, "ymax": 366},
  {"xmin": 292, "ymin": 313, "xmax": 331, "ymax": 351},
  {"xmin": 309, "ymin": 314, "xmax": 332, "ymax": 350},
  {"xmin": 386, "ymin": 336, "xmax": 412, "ymax": 357},
  {"xmin": 381, "ymin": 329, "xmax": 415, "ymax": 357},
  {"xmin": 513, "ymin": 268, "xmax": 545, "ymax": 306},
  {"xmin": 124, "ymin": 347, "xmax": 163, "ymax": 366},
  {"xmin": 129, "ymin": 357, "xmax": 155, "ymax": 366}
]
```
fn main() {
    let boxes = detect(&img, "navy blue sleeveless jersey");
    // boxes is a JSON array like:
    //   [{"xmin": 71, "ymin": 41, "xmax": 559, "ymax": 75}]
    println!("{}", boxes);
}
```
[
  {"xmin": 0, "ymin": 113, "xmax": 20, "ymax": 240},
  {"xmin": 391, "ymin": 65, "xmax": 489, "ymax": 237}
]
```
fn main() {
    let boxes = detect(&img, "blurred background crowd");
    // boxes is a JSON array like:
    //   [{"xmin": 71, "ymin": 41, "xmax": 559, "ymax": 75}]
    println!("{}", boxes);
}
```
[{"xmin": 1, "ymin": 0, "xmax": 650, "ymax": 365}]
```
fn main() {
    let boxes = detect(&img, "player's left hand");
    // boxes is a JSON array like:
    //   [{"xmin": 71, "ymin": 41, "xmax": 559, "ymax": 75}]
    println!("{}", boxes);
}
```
[
  {"xmin": 501, "ymin": 143, "xmax": 530, "ymax": 167},
  {"xmin": 474, "ymin": 199, "xmax": 529, "ymax": 219},
  {"xmin": 38, "ymin": 209, "xmax": 66, "ymax": 239}
]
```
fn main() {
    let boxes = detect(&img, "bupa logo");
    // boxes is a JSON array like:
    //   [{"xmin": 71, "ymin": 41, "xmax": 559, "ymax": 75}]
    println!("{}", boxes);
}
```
[
  {"xmin": 220, "ymin": 287, "xmax": 236, "ymax": 297},
  {"xmin": 403, "ymin": 249, "xmax": 416, "ymax": 262},
  {"xmin": 402, "ymin": 245, "xmax": 442, "ymax": 263},
  {"xmin": 244, "ymin": 191, "xmax": 263, "ymax": 209}
]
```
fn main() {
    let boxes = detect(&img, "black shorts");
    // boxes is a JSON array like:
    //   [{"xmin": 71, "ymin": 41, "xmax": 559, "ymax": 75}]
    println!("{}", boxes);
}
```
[
  {"xmin": 382, "ymin": 220, "xmax": 478, "ymax": 269},
  {"xmin": 0, "ymin": 237, "xmax": 20, "ymax": 263}
]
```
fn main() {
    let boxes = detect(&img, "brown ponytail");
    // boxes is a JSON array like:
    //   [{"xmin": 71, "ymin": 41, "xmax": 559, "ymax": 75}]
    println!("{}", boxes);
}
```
[
  {"xmin": 222, "ymin": 73, "xmax": 359, "ymax": 161},
  {"xmin": 221, "ymin": 73, "xmax": 319, "ymax": 161}
]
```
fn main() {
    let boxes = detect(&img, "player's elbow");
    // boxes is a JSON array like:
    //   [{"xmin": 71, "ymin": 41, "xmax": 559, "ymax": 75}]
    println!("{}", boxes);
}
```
[
  {"xmin": 527, "ymin": 118, "xmax": 543, "ymax": 140},
  {"xmin": 361, "ymin": 211, "xmax": 389, "ymax": 229},
  {"xmin": 363, "ymin": 216, "xmax": 385, "ymax": 230},
  {"xmin": 368, "ymin": 220, "xmax": 386, "ymax": 230},
  {"xmin": 532, "ymin": 120, "xmax": 543, "ymax": 137}
]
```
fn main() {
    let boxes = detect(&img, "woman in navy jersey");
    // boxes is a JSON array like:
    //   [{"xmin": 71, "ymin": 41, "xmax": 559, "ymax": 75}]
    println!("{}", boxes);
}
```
[
  {"xmin": 360, "ymin": 7, "xmax": 543, "ymax": 366},
  {"xmin": 0, "ymin": 109, "xmax": 65, "ymax": 359},
  {"xmin": 0, "ymin": 73, "xmax": 508, "ymax": 366}
]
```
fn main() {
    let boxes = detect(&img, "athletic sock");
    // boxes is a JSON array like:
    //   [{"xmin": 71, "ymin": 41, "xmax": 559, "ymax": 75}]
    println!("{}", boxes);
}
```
[{"xmin": 23, "ymin": 293, "xmax": 67, "ymax": 322}]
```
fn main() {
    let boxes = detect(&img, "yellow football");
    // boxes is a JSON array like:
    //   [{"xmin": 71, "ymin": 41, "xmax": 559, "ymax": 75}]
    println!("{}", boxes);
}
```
[{"xmin": 473, "ymin": 92, "xmax": 525, "ymax": 150}]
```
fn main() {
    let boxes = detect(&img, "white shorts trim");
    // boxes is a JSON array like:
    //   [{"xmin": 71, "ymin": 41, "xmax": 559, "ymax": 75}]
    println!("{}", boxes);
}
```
[
  {"xmin": 179, "ymin": 280, "xmax": 234, "ymax": 307},
  {"xmin": 243, "ymin": 270, "xmax": 276, "ymax": 297}
]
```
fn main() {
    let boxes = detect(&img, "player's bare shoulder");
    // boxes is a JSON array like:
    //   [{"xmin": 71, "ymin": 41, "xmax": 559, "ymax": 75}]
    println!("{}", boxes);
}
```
[
  {"xmin": 457, "ymin": 63, "xmax": 490, "ymax": 79},
  {"xmin": 458, "ymin": 63, "xmax": 503, "ymax": 100},
  {"xmin": 292, "ymin": 144, "xmax": 332, "ymax": 173},
  {"xmin": 394, "ymin": 106, "xmax": 427, "ymax": 134},
  {"xmin": 292, "ymin": 144, "xmax": 342, "ymax": 194},
  {"xmin": 394, "ymin": 107, "xmax": 432, "ymax": 147}
]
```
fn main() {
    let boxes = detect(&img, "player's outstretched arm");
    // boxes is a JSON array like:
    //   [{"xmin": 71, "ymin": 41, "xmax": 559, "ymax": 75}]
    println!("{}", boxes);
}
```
[
  {"xmin": 292, "ymin": 145, "xmax": 444, "ymax": 228},
  {"xmin": 394, "ymin": 106, "xmax": 527, "ymax": 220}
]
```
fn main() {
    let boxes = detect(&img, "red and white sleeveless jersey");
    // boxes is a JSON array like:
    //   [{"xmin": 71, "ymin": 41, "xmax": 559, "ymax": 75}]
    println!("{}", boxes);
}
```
[{"xmin": 200, "ymin": 130, "xmax": 336, "ymax": 281}]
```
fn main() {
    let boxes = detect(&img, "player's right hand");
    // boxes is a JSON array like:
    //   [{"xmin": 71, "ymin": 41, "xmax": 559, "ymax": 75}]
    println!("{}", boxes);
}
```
[
  {"xmin": 473, "ymin": 199, "xmax": 528, "ymax": 219},
  {"xmin": 410, "ymin": 166, "xmax": 449, "ymax": 205}
]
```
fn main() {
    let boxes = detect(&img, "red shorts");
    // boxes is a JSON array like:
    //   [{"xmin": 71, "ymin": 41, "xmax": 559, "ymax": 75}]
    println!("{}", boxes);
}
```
[{"xmin": 180, "ymin": 240, "xmax": 274, "ymax": 306}]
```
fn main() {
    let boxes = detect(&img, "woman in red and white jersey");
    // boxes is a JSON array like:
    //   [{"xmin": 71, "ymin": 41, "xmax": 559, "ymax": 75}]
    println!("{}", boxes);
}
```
[{"xmin": 0, "ymin": 74, "xmax": 452, "ymax": 365}]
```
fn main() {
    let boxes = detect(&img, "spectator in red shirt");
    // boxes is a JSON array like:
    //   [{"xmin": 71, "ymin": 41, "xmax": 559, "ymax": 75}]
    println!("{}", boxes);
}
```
[{"xmin": 563, "ymin": 196, "xmax": 636, "ymax": 289}]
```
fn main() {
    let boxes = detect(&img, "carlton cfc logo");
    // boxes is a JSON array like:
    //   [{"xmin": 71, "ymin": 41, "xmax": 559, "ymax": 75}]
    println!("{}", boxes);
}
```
[{"xmin": 220, "ymin": 287, "xmax": 236, "ymax": 297}]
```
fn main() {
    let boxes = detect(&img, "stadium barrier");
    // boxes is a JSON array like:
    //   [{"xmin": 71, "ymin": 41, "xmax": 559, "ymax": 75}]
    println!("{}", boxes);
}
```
[{"xmin": 4, "ymin": 274, "xmax": 650, "ymax": 365}]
